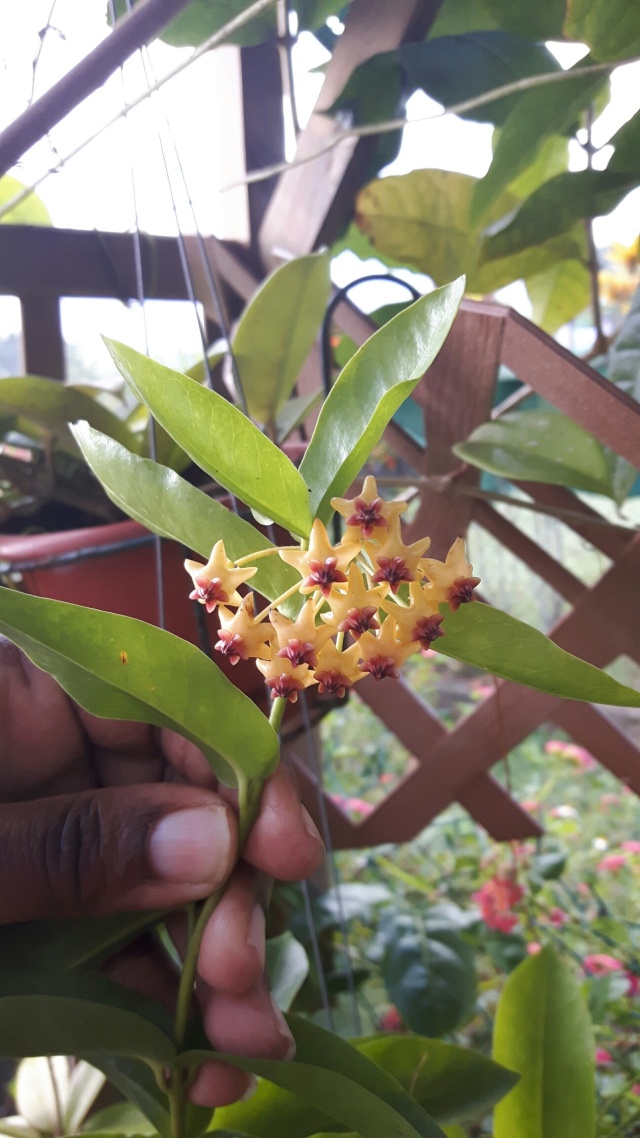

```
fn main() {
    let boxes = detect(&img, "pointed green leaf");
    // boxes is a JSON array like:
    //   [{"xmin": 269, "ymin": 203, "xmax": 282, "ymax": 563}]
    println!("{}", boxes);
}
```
[
  {"xmin": 300, "ymin": 281, "xmax": 464, "ymax": 523},
  {"xmin": 72, "ymin": 423, "xmax": 300, "ymax": 615},
  {"xmin": 435, "ymin": 601, "xmax": 640, "ymax": 707},
  {"xmin": 0, "ymin": 972, "xmax": 174, "ymax": 1062},
  {"xmin": 564, "ymin": 0, "xmax": 640, "ymax": 62},
  {"xmin": 233, "ymin": 252, "xmax": 331, "ymax": 426},
  {"xmin": 356, "ymin": 1035, "xmax": 518, "ymax": 1125},
  {"xmin": 104, "ymin": 339, "xmax": 313, "ymax": 539},
  {"xmin": 0, "ymin": 911, "xmax": 164, "ymax": 974},
  {"xmin": 0, "ymin": 588, "xmax": 279, "ymax": 787},
  {"xmin": 93, "ymin": 1058, "xmax": 171, "ymax": 1138},
  {"xmin": 82, "ymin": 1101, "xmax": 157, "ymax": 1135},
  {"xmin": 525, "ymin": 260, "xmax": 590, "ymax": 335},
  {"xmin": 189, "ymin": 1015, "xmax": 446, "ymax": 1138},
  {"xmin": 453, "ymin": 410, "xmax": 614, "ymax": 496},
  {"xmin": 493, "ymin": 945, "xmax": 595, "ymax": 1138},
  {"xmin": 0, "ymin": 377, "xmax": 140, "ymax": 456},
  {"xmin": 471, "ymin": 65, "xmax": 608, "ymax": 223},
  {"xmin": 0, "ymin": 176, "xmax": 51, "ymax": 226},
  {"xmin": 275, "ymin": 389, "xmax": 323, "ymax": 444}
]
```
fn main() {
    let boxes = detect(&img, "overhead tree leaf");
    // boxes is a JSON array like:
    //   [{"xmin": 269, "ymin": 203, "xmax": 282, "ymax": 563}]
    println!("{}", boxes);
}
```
[
  {"xmin": 353, "ymin": 170, "xmax": 585, "ymax": 293},
  {"xmin": 563, "ymin": 0, "xmax": 640, "ymax": 62},
  {"xmin": 194, "ymin": 1014, "xmax": 447, "ymax": 1138},
  {"xmin": 0, "ymin": 972, "xmax": 174, "ymax": 1062},
  {"xmin": 72, "ymin": 423, "xmax": 300, "ymax": 615},
  {"xmin": 0, "ymin": 176, "xmax": 51, "ymax": 226},
  {"xmin": 493, "ymin": 945, "xmax": 596, "ymax": 1138},
  {"xmin": 525, "ymin": 260, "xmax": 591, "ymax": 335},
  {"xmin": 471, "ymin": 64, "xmax": 608, "ymax": 223},
  {"xmin": 478, "ymin": 0, "xmax": 566, "ymax": 38},
  {"xmin": 0, "ymin": 589, "xmax": 279, "ymax": 787},
  {"xmin": 453, "ymin": 409, "xmax": 614, "ymax": 496},
  {"xmin": 505, "ymin": 134, "xmax": 569, "ymax": 201},
  {"xmin": 434, "ymin": 601, "xmax": 640, "ymax": 707},
  {"xmin": 0, "ymin": 377, "xmax": 140, "ymax": 456},
  {"xmin": 108, "ymin": 0, "xmax": 276, "ymax": 47},
  {"xmin": 103, "ymin": 339, "xmax": 313, "ymax": 538},
  {"xmin": 266, "ymin": 933, "xmax": 309, "ymax": 1012},
  {"xmin": 606, "ymin": 279, "xmax": 640, "ymax": 503},
  {"xmin": 356, "ymin": 1035, "xmax": 518, "ymax": 1125},
  {"xmin": 232, "ymin": 252, "xmax": 330, "ymax": 427},
  {"xmin": 300, "ymin": 280, "xmax": 464, "ymax": 523}
]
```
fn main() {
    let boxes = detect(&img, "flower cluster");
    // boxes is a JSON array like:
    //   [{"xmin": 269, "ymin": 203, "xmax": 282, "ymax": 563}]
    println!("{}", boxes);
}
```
[{"xmin": 184, "ymin": 476, "xmax": 480, "ymax": 702}]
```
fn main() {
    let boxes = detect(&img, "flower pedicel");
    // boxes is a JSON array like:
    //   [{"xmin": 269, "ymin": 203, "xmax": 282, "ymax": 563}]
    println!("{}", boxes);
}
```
[{"xmin": 185, "ymin": 476, "xmax": 481, "ymax": 702}]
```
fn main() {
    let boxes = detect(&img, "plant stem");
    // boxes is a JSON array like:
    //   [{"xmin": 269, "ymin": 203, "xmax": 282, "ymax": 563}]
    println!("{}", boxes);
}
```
[
  {"xmin": 269, "ymin": 695, "xmax": 287, "ymax": 734},
  {"xmin": 254, "ymin": 581, "xmax": 304, "ymax": 622}
]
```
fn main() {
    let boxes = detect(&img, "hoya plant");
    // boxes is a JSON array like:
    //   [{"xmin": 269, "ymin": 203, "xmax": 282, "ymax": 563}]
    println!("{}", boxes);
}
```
[{"xmin": 0, "ymin": 272, "xmax": 638, "ymax": 1138}]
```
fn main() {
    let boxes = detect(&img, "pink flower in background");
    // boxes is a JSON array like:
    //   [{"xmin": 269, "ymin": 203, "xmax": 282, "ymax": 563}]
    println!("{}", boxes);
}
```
[
  {"xmin": 625, "ymin": 972, "xmax": 640, "ymax": 997},
  {"xmin": 548, "ymin": 804, "xmax": 579, "ymax": 819},
  {"xmin": 472, "ymin": 877, "xmax": 524, "ymax": 933},
  {"xmin": 330, "ymin": 793, "xmax": 375, "ymax": 819},
  {"xmin": 527, "ymin": 942, "xmax": 542, "ymax": 955},
  {"xmin": 632, "ymin": 1084, "xmax": 640, "ymax": 1096},
  {"xmin": 378, "ymin": 772, "xmax": 395, "ymax": 785},
  {"xmin": 596, "ymin": 1048, "xmax": 613, "ymax": 1066},
  {"xmin": 621, "ymin": 840, "xmax": 640, "ymax": 854},
  {"xmin": 379, "ymin": 1006, "xmax": 405, "ymax": 1032},
  {"xmin": 599, "ymin": 793, "xmax": 621, "ymax": 809},
  {"xmin": 544, "ymin": 740, "xmax": 596, "ymax": 769},
  {"xmin": 549, "ymin": 907, "xmax": 569, "ymax": 928},
  {"xmin": 597, "ymin": 854, "xmax": 628, "ymax": 872},
  {"xmin": 584, "ymin": 954, "xmax": 624, "ymax": 975},
  {"xmin": 521, "ymin": 800, "xmax": 541, "ymax": 814}
]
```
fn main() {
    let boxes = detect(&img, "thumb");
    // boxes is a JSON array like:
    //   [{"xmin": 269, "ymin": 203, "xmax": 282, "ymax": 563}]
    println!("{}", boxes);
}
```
[{"xmin": 0, "ymin": 784, "xmax": 238, "ymax": 924}]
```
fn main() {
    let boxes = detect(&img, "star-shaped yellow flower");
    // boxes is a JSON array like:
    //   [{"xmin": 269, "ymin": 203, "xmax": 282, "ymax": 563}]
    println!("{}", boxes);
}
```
[
  {"xmin": 270, "ymin": 598, "xmax": 335, "ymax": 668},
  {"xmin": 420, "ymin": 537, "xmax": 480, "ymax": 611},
  {"xmin": 256, "ymin": 654, "xmax": 317, "ymax": 703},
  {"xmin": 331, "ymin": 475, "xmax": 407, "ymax": 540},
  {"xmin": 279, "ymin": 519, "xmax": 360, "ymax": 597},
  {"xmin": 185, "ymin": 540, "xmax": 257, "ymax": 612},
  {"xmin": 320, "ymin": 563, "xmax": 386, "ymax": 638},
  {"xmin": 382, "ymin": 581, "xmax": 445, "ymax": 651},
  {"xmin": 365, "ymin": 516, "xmax": 431, "ymax": 594},
  {"xmin": 214, "ymin": 594, "xmax": 275, "ymax": 665},
  {"xmin": 358, "ymin": 614, "xmax": 419, "ymax": 680},
  {"xmin": 313, "ymin": 640, "xmax": 365, "ymax": 697}
]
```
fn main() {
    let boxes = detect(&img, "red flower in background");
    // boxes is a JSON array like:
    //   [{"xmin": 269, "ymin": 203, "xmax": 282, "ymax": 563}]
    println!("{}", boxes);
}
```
[{"xmin": 472, "ymin": 876, "xmax": 524, "ymax": 933}]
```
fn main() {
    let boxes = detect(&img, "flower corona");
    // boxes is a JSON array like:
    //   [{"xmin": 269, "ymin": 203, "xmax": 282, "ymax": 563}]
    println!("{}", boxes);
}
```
[{"xmin": 184, "ymin": 477, "xmax": 480, "ymax": 701}]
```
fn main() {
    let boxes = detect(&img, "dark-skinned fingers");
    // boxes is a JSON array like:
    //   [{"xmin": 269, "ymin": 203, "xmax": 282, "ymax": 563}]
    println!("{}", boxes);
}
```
[
  {"xmin": 0, "ymin": 784, "xmax": 237, "ymax": 923},
  {"xmin": 199, "ymin": 972, "xmax": 296, "ymax": 1060},
  {"xmin": 159, "ymin": 728, "xmax": 218, "ymax": 789},
  {"xmin": 197, "ymin": 865, "xmax": 266, "ymax": 995},
  {"xmin": 235, "ymin": 764, "xmax": 325, "ymax": 881},
  {"xmin": 188, "ymin": 1061, "xmax": 257, "ymax": 1108}
]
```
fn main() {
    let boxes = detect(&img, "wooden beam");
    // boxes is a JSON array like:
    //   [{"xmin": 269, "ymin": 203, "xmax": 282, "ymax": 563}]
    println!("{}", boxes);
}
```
[
  {"xmin": 20, "ymin": 297, "xmax": 65, "ymax": 380},
  {"xmin": 259, "ymin": 0, "xmax": 441, "ymax": 264}
]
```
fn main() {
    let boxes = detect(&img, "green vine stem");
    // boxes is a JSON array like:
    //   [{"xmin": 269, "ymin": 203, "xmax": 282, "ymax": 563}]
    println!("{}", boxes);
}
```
[{"xmin": 168, "ymin": 701, "xmax": 286, "ymax": 1137}]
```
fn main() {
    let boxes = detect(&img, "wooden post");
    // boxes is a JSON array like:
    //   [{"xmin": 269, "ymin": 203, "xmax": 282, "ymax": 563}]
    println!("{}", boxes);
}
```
[{"xmin": 20, "ymin": 296, "xmax": 65, "ymax": 380}]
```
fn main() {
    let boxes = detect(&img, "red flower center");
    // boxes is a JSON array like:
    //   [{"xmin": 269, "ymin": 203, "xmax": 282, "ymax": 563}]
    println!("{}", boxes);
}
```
[
  {"xmin": 360, "ymin": 654, "xmax": 400, "ymax": 681},
  {"xmin": 214, "ymin": 630, "xmax": 246, "ymax": 665},
  {"xmin": 346, "ymin": 497, "xmax": 387, "ymax": 538},
  {"xmin": 412, "ymin": 613, "xmax": 445, "ymax": 650},
  {"xmin": 371, "ymin": 556, "xmax": 414, "ymax": 593},
  {"xmin": 265, "ymin": 674, "xmax": 306, "ymax": 703},
  {"xmin": 277, "ymin": 639, "xmax": 318, "ymax": 668},
  {"xmin": 446, "ymin": 575, "xmax": 480, "ymax": 612},
  {"xmin": 189, "ymin": 575, "xmax": 230, "ymax": 613},
  {"xmin": 338, "ymin": 606, "xmax": 380, "ymax": 638},
  {"xmin": 314, "ymin": 669, "xmax": 354, "ymax": 698},
  {"xmin": 302, "ymin": 557, "xmax": 348, "ymax": 597}
]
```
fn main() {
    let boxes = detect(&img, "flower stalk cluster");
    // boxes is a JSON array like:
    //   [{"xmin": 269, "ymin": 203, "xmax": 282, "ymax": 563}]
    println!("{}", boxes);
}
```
[{"xmin": 185, "ymin": 476, "xmax": 480, "ymax": 702}]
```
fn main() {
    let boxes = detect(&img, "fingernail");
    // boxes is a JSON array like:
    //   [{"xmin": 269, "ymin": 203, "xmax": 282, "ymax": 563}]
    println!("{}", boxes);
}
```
[
  {"xmin": 240, "ymin": 1074, "xmax": 258, "ymax": 1102},
  {"xmin": 300, "ymin": 805, "xmax": 324, "ymax": 851},
  {"xmin": 270, "ymin": 996, "xmax": 297, "ymax": 1060},
  {"xmin": 246, "ymin": 904, "xmax": 266, "ymax": 971},
  {"xmin": 148, "ymin": 806, "xmax": 233, "ymax": 886}
]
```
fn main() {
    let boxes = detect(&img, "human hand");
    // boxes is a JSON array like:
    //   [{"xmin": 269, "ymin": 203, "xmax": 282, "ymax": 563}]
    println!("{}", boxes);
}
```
[{"xmin": 0, "ymin": 638, "xmax": 326, "ymax": 1105}]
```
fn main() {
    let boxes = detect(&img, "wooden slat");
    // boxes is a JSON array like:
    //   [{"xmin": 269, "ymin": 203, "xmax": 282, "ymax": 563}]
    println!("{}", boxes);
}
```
[
  {"xmin": 20, "ymin": 297, "xmax": 65, "ymax": 380},
  {"xmin": 473, "ymin": 499, "xmax": 584, "ymax": 605},
  {"xmin": 554, "ymin": 703, "xmax": 640, "ymax": 795},
  {"xmin": 514, "ymin": 482, "xmax": 633, "ymax": 562},
  {"xmin": 258, "ymin": 0, "xmax": 440, "ymax": 263},
  {"xmin": 502, "ymin": 310, "xmax": 640, "ymax": 469}
]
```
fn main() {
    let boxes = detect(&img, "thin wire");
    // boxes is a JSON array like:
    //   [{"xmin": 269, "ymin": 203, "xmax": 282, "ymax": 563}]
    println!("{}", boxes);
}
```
[
  {"xmin": 30, "ymin": 0, "xmax": 59, "ymax": 105},
  {"xmin": 300, "ymin": 877, "xmax": 334, "ymax": 1031}
]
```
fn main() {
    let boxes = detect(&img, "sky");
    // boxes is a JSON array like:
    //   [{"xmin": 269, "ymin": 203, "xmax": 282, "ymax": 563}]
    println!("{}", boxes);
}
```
[{"xmin": 0, "ymin": 1, "xmax": 639, "ymax": 368}]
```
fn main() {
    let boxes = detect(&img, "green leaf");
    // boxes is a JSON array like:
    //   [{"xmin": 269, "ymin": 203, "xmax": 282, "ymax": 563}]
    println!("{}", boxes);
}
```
[
  {"xmin": 83, "ymin": 1100, "xmax": 158, "ymax": 1134},
  {"xmin": 0, "ymin": 972, "xmax": 174, "ymax": 1062},
  {"xmin": 193, "ymin": 1014, "xmax": 447, "ymax": 1138},
  {"xmin": 493, "ymin": 945, "xmax": 595, "ymax": 1138},
  {"xmin": 479, "ymin": 0, "xmax": 566, "ymax": 38},
  {"xmin": 266, "ymin": 933, "xmax": 309, "ymax": 1012},
  {"xmin": 104, "ymin": 339, "xmax": 313, "ymax": 538},
  {"xmin": 0, "ymin": 377, "xmax": 140, "ymax": 455},
  {"xmin": 232, "ymin": 252, "xmax": 331, "ymax": 427},
  {"xmin": 353, "ymin": 170, "xmax": 585, "ymax": 293},
  {"xmin": 0, "ymin": 176, "xmax": 51, "ymax": 226},
  {"xmin": 525, "ymin": 259, "xmax": 591, "ymax": 335},
  {"xmin": 108, "ymin": 0, "xmax": 276, "ymax": 47},
  {"xmin": 505, "ymin": 134, "xmax": 569, "ymax": 202},
  {"xmin": 374, "ymin": 910, "xmax": 476, "ymax": 1037},
  {"xmin": 93, "ymin": 1058, "xmax": 171, "ymax": 1138},
  {"xmin": 563, "ymin": 0, "xmax": 640, "ymax": 62},
  {"xmin": 0, "ymin": 910, "xmax": 164, "ymax": 974},
  {"xmin": 275, "ymin": 389, "xmax": 323, "ymax": 444},
  {"xmin": 606, "ymin": 280, "xmax": 640, "ymax": 503},
  {"xmin": 356, "ymin": 1035, "xmax": 518, "ymax": 1124},
  {"xmin": 184, "ymin": 344, "xmax": 227, "ymax": 385},
  {"xmin": 72, "ymin": 423, "xmax": 300, "ymax": 615},
  {"xmin": 453, "ymin": 409, "xmax": 614, "ymax": 496},
  {"xmin": 434, "ymin": 601, "xmax": 640, "ymax": 707},
  {"xmin": 471, "ymin": 64, "xmax": 608, "ymax": 222},
  {"xmin": 300, "ymin": 280, "xmax": 464, "ymax": 523},
  {"xmin": 0, "ymin": 588, "xmax": 279, "ymax": 787}
]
